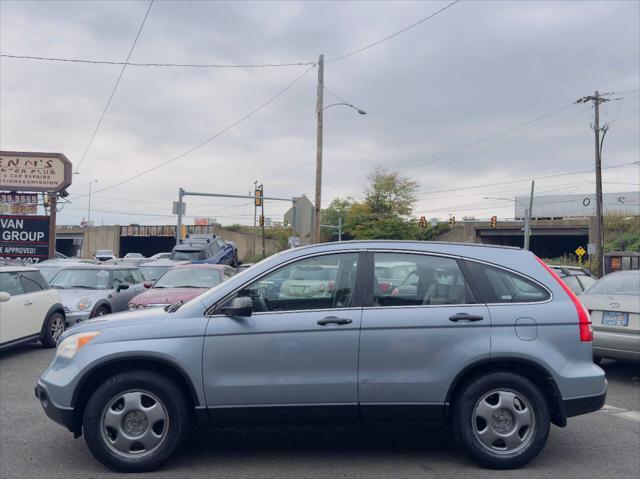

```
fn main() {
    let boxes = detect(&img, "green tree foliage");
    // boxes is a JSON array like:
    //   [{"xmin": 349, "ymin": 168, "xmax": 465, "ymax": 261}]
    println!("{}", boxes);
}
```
[
  {"xmin": 604, "ymin": 215, "xmax": 640, "ymax": 252},
  {"xmin": 322, "ymin": 167, "xmax": 447, "ymax": 241}
]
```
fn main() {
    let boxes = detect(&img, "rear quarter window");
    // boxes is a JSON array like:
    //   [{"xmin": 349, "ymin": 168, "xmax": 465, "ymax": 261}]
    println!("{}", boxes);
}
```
[{"xmin": 466, "ymin": 261, "xmax": 550, "ymax": 303}]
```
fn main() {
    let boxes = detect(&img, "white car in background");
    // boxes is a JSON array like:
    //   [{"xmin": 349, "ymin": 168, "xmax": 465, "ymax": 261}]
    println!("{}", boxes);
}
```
[
  {"xmin": 0, "ymin": 265, "xmax": 66, "ymax": 350},
  {"xmin": 580, "ymin": 270, "xmax": 640, "ymax": 363}
]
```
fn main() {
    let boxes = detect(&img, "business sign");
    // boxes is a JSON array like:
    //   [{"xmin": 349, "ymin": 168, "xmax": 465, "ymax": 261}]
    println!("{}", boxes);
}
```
[
  {"xmin": 0, "ymin": 215, "xmax": 50, "ymax": 263},
  {"xmin": 0, "ymin": 151, "xmax": 72, "ymax": 193},
  {"xmin": 0, "ymin": 192, "xmax": 38, "ymax": 215},
  {"xmin": 514, "ymin": 191, "xmax": 640, "ymax": 219}
]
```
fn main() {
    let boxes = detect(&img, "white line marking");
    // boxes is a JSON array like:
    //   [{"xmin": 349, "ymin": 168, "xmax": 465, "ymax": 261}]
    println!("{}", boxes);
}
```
[{"xmin": 600, "ymin": 404, "xmax": 640, "ymax": 422}]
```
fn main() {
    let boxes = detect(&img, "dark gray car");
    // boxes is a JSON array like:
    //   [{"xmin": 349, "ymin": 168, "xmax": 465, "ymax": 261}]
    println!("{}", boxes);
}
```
[
  {"xmin": 49, "ymin": 264, "xmax": 145, "ymax": 324},
  {"xmin": 36, "ymin": 241, "xmax": 606, "ymax": 472}
]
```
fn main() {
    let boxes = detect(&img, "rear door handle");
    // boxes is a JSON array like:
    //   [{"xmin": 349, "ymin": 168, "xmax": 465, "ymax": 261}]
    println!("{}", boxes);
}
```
[
  {"xmin": 317, "ymin": 316, "xmax": 353, "ymax": 326},
  {"xmin": 449, "ymin": 313, "xmax": 484, "ymax": 322}
]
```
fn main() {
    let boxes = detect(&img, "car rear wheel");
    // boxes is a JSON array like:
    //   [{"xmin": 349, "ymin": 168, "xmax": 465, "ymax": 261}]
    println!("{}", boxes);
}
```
[
  {"xmin": 41, "ymin": 311, "xmax": 65, "ymax": 348},
  {"xmin": 83, "ymin": 370, "xmax": 190, "ymax": 472},
  {"xmin": 92, "ymin": 306, "xmax": 110, "ymax": 318},
  {"xmin": 453, "ymin": 372, "xmax": 550, "ymax": 469}
]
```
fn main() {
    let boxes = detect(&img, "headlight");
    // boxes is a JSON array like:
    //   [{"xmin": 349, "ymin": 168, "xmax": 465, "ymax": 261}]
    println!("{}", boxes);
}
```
[
  {"xmin": 56, "ymin": 331, "xmax": 101, "ymax": 359},
  {"xmin": 77, "ymin": 297, "xmax": 93, "ymax": 311},
  {"xmin": 127, "ymin": 303, "xmax": 137, "ymax": 310}
]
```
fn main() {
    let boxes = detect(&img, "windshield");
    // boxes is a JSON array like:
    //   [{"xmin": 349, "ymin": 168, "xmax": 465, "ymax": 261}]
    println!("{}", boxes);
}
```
[
  {"xmin": 171, "ymin": 250, "xmax": 206, "ymax": 261},
  {"xmin": 154, "ymin": 268, "xmax": 221, "ymax": 289},
  {"xmin": 96, "ymin": 250, "xmax": 113, "ymax": 256},
  {"xmin": 586, "ymin": 272, "xmax": 640, "ymax": 296},
  {"xmin": 139, "ymin": 265, "xmax": 172, "ymax": 281},
  {"xmin": 38, "ymin": 266, "xmax": 63, "ymax": 282},
  {"xmin": 50, "ymin": 269, "xmax": 110, "ymax": 290}
]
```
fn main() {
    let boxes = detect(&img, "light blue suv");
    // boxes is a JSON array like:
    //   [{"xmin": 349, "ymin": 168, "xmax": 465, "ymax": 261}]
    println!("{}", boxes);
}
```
[{"xmin": 36, "ymin": 241, "xmax": 606, "ymax": 472}]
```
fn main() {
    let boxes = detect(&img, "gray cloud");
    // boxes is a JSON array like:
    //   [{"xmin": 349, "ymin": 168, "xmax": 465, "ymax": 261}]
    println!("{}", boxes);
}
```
[{"xmin": 1, "ymin": 0, "xmax": 638, "ymax": 225}]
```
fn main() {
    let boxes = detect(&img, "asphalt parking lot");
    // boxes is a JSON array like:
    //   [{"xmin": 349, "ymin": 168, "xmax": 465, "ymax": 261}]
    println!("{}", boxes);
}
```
[{"xmin": 1, "ymin": 344, "xmax": 638, "ymax": 479}]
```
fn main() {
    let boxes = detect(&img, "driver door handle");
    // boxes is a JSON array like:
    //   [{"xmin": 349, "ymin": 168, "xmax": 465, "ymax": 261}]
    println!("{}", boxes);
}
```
[
  {"xmin": 449, "ymin": 313, "xmax": 484, "ymax": 322},
  {"xmin": 317, "ymin": 316, "xmax": 352, "ymax": 326},
  {"xmin": 24, "ymin": 300, "xmax": 33, "ymax": 306}
]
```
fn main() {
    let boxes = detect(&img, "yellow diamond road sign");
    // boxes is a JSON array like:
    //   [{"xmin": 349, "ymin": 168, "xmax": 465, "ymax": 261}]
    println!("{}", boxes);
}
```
[{"xmin": 575, "ymin": 246, "xmax": 586, "ymax": 257}]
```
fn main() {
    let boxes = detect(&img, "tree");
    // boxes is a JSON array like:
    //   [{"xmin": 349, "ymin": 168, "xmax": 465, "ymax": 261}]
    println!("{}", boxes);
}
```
[{"xmin": 365, "ymin": 167, "xmax": 418, "ymax": 217}]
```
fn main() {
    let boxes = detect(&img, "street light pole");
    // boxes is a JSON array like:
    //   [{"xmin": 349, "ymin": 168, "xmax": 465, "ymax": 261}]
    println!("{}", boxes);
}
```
[
  {"xmin": 314, "ymin": 54, "xmax": 324, "ymax": 244},
  {"xmin": 87, "ymin": 179, "xmax": 98, "ymax": 223},
  {"xmin": 523, "ymin": 180, "xmax": 535, "ymax": 251}
]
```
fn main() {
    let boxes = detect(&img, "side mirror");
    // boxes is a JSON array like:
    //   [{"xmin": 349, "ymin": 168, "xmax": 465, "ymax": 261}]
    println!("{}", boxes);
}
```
[
  {"xmin": 0, "ymin": 292, "xmax": 11, "ymax": 302},
  {"xmin": 116, "ymin": 283, "xmax": 130, "ymax": 292},
  {"xmin": 143, "ymin": 281, "xmax": 153, "ymax": 289},
  {"xmin": 220, "ymin": 297, "xmax": 253, "ymax": 318}
]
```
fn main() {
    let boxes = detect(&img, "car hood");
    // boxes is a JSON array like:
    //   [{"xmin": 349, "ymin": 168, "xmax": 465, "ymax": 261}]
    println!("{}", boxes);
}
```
[
  {"xmin": 130, "ymin": 287, "xmax": 207, "ymax": 306},
  {"xmin": 61, "ymin": 307, "xmax": 166, "ymax": 339}
]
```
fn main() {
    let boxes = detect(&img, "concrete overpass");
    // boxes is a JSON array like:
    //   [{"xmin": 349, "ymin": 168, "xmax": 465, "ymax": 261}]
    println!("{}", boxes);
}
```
[{"xmin": 438, "ymin": 218, "xmax": 595, "ymax": 258}]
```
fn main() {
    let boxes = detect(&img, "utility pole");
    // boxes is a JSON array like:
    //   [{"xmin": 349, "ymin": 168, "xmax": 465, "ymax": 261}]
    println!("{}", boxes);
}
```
[
  {"xmin": 576, "ymin": 90, "xmax": 609, "ymax": 276},
  {"xmin": 48, "ymin": 194, "xmax": 57, "ymax": 259},
  {"xmin": 338, "ymin": 216, "xmax": 343, "ymax": 241},
  {"xmin": 314, "ymin": 54, "xmax": 324, "ymax": 244},
  {"xmin": 176, "ymin": 187, "xmax": 184, "ymax": 245},
  {"xmin": 260, "ymin": 184, "xmax": 266, "ymax": 259},
  {"xmin": 253, "ymin": 180, "xmax": 258, "ymax": 259},
  {"xmin": 523, "ymin": 180, "xmax": 535, "ymax": 251}
]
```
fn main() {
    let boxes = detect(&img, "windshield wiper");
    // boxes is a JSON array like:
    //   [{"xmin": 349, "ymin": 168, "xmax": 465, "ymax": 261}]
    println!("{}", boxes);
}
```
[
  {"xmin": 165, "ymin": 300, "xmax": 185, "ymax": 313},
  {"xmin": 70, "ymin": 285, "xmax": 96, "ymax": 289},
  {"xmin": 174, "ymin": 285, "xmax": 201, "ymax": 288}
]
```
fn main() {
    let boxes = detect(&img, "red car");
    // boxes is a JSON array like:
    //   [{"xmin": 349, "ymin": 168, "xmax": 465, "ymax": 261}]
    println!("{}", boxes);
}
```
[{"xmin": 127, "ymin": 264, "xmax": 236, "ymax": 310}]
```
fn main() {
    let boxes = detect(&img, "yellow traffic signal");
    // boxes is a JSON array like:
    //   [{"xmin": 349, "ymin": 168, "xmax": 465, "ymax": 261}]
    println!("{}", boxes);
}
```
[
  {"xmin": 259, "ymin": 215, "xmax": 265, "ymax": 227},
  {"xmin": 449, "ymin": 216, "xmax": 456, "ymax": 228},
  {"xmin": 255, "ymin": 189, "xmax": 263, "ymax": 207},
  {"xmin": 490, "ymin": 216, "xmax": 497, "ymax": 228}
]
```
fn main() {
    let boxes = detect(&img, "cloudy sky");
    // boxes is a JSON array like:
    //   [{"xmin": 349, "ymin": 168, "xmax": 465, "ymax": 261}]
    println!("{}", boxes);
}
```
[{"xmin": 1, "ymin": 0, "xmax": 638, "ymax": 226}]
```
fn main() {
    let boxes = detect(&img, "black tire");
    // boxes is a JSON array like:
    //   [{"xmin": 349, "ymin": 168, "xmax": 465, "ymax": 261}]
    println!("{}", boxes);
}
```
[
  {"xmin": 41, "ymin": 311, "xmax": 65, "ymax": 348},
  {"xmin": 452, "ymin": 372, "xmax": 550, "ymax": 469},
  {"xmin": 593, "ymin": 356, "xmax": 603, "ymax": 366},
  {"xmin": 83, "ymin": 370, "xmax": 190, "ymax": 472},
  {"xmin": 92, "ymin": 306, "xmax": 110, "ymax": 318}
]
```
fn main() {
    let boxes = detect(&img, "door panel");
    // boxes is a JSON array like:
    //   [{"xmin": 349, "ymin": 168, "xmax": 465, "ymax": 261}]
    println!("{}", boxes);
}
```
[
  {"xmin": 203, "ymin": 308, "xmax": 362, "ymax": 413},
  {"xmin": 202, "ymin": 251, "xmax": 362, "ymax": 420},
  {"xmin": 358, "ymin": 252, "xmax": 491, "ymax": 420},
  {"xmin": 0, "ymin": 296, "xmax": 30, "ymax": 344}
]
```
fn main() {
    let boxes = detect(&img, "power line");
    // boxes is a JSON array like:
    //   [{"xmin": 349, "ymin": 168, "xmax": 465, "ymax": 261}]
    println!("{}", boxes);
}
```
[
  {"xmin": 327, "ymin": 0, "xmax": 462, "ymax": 62},
  {"xmin": 416, "ymin": 161, "xmax": 638, "ymax": 198},
  {"xmin": 0, "ymin": 54, "xmax": 316, "ymax": 69},
  {"xmin": 70, "ymin": 65, "xmax": 315, "ymax": 201},
  {"xmin": 75, "ymin": 0, "xmax": 154, "ymax": 172}
]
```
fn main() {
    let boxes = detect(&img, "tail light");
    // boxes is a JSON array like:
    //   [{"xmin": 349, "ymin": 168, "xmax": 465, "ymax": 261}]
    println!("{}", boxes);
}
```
[
  {"xmin": 378, "ymin": 281, "xmax": 391, "ymax": 293},
  {"xmin": 327, "ymin": 281, "xmax": 335, "ymax": 291},
  {"xmin": 536, "ymin": 257, "xmax": 593, "ymax": 341}
]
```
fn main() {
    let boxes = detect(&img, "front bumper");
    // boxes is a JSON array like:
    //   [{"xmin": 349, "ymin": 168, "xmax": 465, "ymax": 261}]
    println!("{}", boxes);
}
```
[
  {"xmin": 35, "ymin": 382, "xmax": 75, "ymax": 432},
  {"xmin": 563, "ymin": 380, "xmax": 608, "ymax": 418},
  {"xmin": 64, "ymin": 310, "xmax": 91, "ymax": 325}
]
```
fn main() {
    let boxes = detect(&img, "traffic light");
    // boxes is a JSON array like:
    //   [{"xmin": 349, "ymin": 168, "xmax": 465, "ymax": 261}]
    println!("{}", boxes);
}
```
[
  {"xmin": 490, "ymin": 215, "xmax": 497, "ymax": 228},
  {"xmin": 180, "ymin": 224, "xmax": 187, "ymax": 240},
  {"xmin": 259, "ymin": 215, "xmax": 265, "ymax": 227},
  {"xmin": 449, "ymin": 216, "xmax": 456, "ymax": 228},
  {"xmin": 418, "ymin": 216, "xmax": 427, "ymax": 228},
  {"xmin": 254, "ymin": 188, "xmax": 263, "ymax": 207}
]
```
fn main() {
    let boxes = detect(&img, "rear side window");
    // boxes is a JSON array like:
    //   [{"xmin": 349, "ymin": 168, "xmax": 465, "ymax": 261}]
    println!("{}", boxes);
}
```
[
  {"xmin": 372, "ymin": 253, "xmax": 473, "ymax": 306},
  {"xmin": 20, "ymin": 271, "xmax": 49, "ymax": 293},
  {"xmin": 466, "ymin": 261, "xmax": 550, "ymax": 303}
]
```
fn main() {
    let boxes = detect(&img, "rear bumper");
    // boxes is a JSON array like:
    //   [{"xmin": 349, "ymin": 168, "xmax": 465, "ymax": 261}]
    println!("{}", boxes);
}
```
[
  {"xmin": 563, "ymin": 380, "xmax": 607, "ymax": 418},
  {"xmin": 35, "ymin": 382, "xmax": 75, "ymax": 432}
]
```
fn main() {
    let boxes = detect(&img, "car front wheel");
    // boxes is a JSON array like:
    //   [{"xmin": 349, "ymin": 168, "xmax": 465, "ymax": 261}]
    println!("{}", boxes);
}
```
[
  {"xmin": 41, "ymin": 311, "xmax": 65, "ymax": 348},
  {"xmin": 453, "ymin": 371, "xmax": 550, "ymax": 469},
  {"xmin": 83, "ymin": 370, "xmax": 190, "ymax": 472}
]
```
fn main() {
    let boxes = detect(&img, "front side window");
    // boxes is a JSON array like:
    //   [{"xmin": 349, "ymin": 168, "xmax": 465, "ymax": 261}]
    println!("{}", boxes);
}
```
[
  {"xmin": 466, "ymin": 261, "xmax": 550, "ymax": 303},
  {"xmin": 0, "ymin": 272, "xmax": 24, "ymax": 296},
  {"xmin": 235, "ymin": 253, "xmax": 359, "ymax": 312},
  {"xmin": 372, "ymin": 253, "xmax": 472, "ymax": 306}
]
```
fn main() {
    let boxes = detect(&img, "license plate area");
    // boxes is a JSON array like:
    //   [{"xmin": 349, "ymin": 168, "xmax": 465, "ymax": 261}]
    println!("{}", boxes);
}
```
[{"xmin": 602, "ymin": 311, "xmax": 629, "ymax": 327}]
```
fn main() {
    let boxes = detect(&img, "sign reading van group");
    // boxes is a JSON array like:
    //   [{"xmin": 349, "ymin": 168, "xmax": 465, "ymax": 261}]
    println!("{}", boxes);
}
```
[
  {"xmin": 0, "ymin": 215, "xmax": 50, "ymax": 263},
  {"xmin": 0, "ymin": 151, "xmax": 72, "ymax": 193}
]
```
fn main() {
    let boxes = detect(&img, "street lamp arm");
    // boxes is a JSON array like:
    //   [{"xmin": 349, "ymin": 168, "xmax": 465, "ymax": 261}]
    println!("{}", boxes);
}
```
[{"xmin": 322, "ymin": 102, "xmax": 367, "ymax": 115}]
